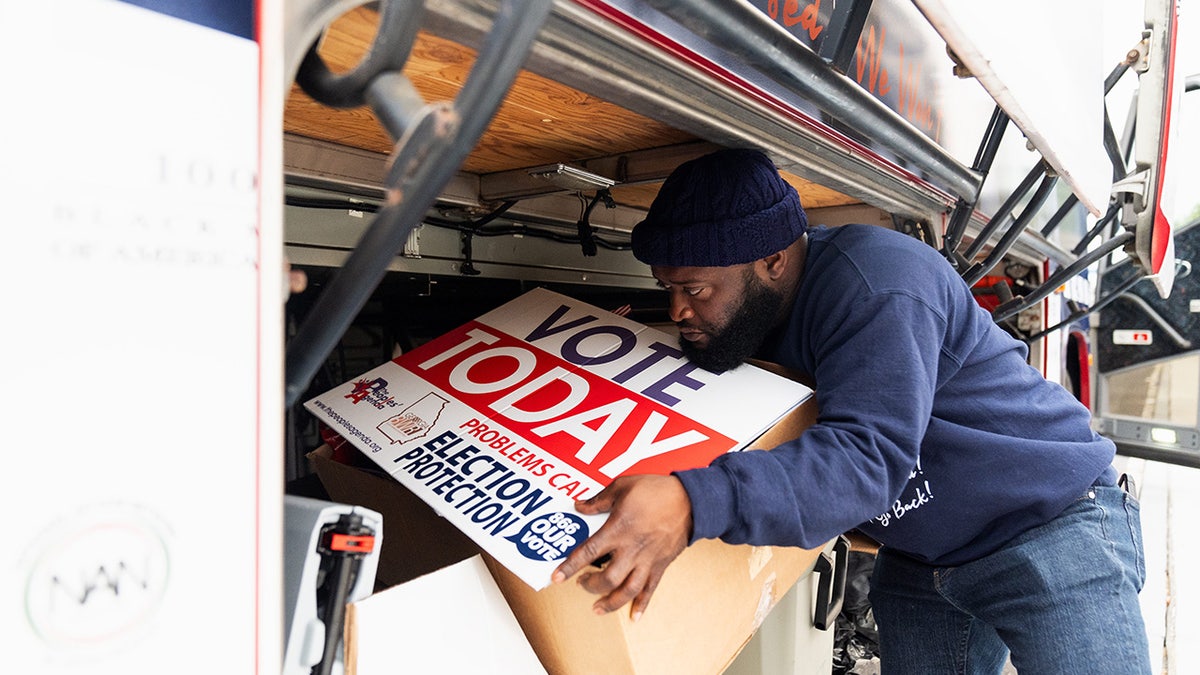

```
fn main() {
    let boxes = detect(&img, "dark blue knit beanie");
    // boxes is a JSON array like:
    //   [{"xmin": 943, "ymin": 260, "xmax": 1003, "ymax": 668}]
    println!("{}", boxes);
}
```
[{"xmin": 631, "ymin": 148, "xmax": 808, "ymax": 267}]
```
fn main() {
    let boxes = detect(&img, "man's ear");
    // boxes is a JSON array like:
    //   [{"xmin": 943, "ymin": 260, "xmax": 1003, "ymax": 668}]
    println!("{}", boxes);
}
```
[{"xmin": 761, "ymin": 250, "xmax": 788, "ymax": 281}]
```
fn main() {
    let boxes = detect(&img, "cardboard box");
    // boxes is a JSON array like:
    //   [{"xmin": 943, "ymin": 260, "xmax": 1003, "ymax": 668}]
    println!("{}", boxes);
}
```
[
  {"xmin": 310, "ymin": 394, "xmax": 825, "ymax": 675},
  {"xmin": 484, "ymin": 396, "xmax": 824, "ymax": 675},
  {"xmin": 485, "ymin": 542, "xmax": 819, "ymax": 675}
]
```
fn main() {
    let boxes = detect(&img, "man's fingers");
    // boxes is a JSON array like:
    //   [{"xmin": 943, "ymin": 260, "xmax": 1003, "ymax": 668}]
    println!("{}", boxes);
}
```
[
  {"xmin": 573, "ymin": 485, "xmax": 618, "ymax": 515},
  {"xmin": 552, "ymin": 529, "xmax": 612, "ymax": 583},
  {"xmin": 575, "ymin": 547, "xmax": 633, "ymax": 596},
  {"xmin": 558, "ymin": 544, "xmax": 666, "ymax": 621},
  {"xmin": 587, "ymin": 565, "xmax": 649, "ymax": 616},
  {"xmin": 629, "ymin": 570, "xmax": 663, "ymax": 622},
  {"xmin": 554, "ymin": 474, "xmax": 690, "ymax": 620}
]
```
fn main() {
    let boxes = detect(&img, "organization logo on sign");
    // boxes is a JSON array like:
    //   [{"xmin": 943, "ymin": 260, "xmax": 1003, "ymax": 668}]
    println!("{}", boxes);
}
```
[{"xmin": 344, "ymin": 377, "xmax": 399, "ymax": 409}]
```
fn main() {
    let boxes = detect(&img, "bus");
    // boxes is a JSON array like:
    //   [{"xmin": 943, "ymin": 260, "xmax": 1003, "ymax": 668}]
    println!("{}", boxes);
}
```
[{"xmin": 4, "ymin": 0, "xmax": 1190, "ymax": 673}]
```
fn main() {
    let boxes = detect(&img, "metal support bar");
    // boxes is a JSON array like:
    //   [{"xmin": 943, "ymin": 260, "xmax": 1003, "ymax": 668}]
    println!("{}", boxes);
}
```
[
  {"xmin": 295, "ymin": 0, "xmax": 423, "ymax": 109},
  {"xmin": 962, "ymin": 162, "xmax": 1045, "ymax": 261},
  {"xmin": 1110, "ymin": 438, "xmax": 1200, "ymax": 470},
  {"xmin": 639, "ymin": 0, "xmax": 982, "ymax": 200},
  {"xmin": 1103, "ymin": 61, "xmax": 1131, "ymax": 95},
  {"xmin": 1072, "ymin": 203, "xmax": 1122, "ymax": 256},
  {"xmin": 1039, "ymin": 194, "xmax": 1080, "ymax": 238},
  {"xmin": 817, "ymin": 0, "xmax": 874, "ymax": 73},
  {"xmin": 1119, "ymin": 94, "xmax": 1138, "ymax": 167},
  {"xmin": 941, "ymin": 199, "xmax": 974, "ymax": 271},
  {"xmin": 1102, "ymin": 110, "xmax": 1128, "ymax": 181},
  {"xmin": 1023, "ymin": 271, "xmax": 1144, "ymax": 344},
  {"xmin": 943, "ymin": 106, "xmax": 1010, "ymax": 262},
  {"xmin": 973, "ymin": 106, "xmax": 1011, "ymax": 170},
  {"xmin": 285, "ymin": 0, "xmax": 555, "ymax": 407},
  {"xmin": 963, "ymin": 173, "xmax": 1059, "ymax": 287},
  {"xmin": 992, "ymin": 230, "xmax": 1134, "ymax": 323},
  {"xmin": 365, "ymin": 73, "xmax": 429, "ymax": 140}
]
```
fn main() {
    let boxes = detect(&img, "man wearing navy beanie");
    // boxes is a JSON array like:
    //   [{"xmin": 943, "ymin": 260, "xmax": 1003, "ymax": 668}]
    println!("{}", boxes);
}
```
[{"xmin": 554, "ymin": 149, "xmax": 1150, "ymax": 673}]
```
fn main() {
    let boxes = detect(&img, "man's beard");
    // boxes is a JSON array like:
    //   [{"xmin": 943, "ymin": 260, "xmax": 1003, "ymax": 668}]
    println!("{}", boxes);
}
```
[{"xmin": 680, "ymin": 275, "xmax": 784, "ymax": 374}]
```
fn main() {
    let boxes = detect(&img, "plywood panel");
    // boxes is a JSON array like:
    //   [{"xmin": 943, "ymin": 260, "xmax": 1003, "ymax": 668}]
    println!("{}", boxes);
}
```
[
  {"xmin": 283, "ymin": 7, "xmax": 693, "ymax": 174},
  {"xmin": 283, "ymin": 6, "xmax": 857, "ymax": 211}
]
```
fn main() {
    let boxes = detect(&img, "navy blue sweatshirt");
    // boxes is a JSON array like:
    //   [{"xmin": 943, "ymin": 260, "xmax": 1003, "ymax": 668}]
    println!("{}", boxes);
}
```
[{"xmin": 675, "ymin": 224, "xmax": 1116, "ymax": 565}]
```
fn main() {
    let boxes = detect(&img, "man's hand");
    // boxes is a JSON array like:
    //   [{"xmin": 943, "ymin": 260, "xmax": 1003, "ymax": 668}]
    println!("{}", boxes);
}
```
[{"xmin": 551, "ymin": 474, "xmax": 693, "ymax": 621}]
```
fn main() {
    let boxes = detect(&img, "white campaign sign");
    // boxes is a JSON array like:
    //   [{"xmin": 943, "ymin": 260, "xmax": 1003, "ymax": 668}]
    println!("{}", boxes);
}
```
[{"xmin": 306, "ymin": 288, "xmax": 812, "ymax": 589}]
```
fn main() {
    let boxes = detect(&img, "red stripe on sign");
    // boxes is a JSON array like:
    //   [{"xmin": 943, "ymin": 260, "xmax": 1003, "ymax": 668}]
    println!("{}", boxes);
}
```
[{"xmin": 395, "ymin": 321, "xmax": 737, "ymax": 486}]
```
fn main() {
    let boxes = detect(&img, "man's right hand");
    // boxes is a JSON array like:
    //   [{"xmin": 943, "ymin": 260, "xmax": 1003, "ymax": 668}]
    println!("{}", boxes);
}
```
[{"xmin": 551, "ymin": 473, "xmax": 693, "ymax": 621}]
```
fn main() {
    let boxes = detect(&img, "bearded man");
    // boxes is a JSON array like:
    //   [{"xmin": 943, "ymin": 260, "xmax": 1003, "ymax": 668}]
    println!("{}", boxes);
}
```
[{"xmin": 552, "ymin": 149, "xmax": 1150, "ymax": 674}]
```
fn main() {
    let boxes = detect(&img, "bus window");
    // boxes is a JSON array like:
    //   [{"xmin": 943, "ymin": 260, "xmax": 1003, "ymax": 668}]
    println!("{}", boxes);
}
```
[{"xmin": 1096, "ymin": 221, "xmax": 1200, "ymax": 467}]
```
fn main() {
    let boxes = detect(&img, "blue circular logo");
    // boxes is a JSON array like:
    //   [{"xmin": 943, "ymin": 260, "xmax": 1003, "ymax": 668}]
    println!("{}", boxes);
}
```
[{"xmin": 506, "ymin": 511, "xmax": 589, "ymax": 562}]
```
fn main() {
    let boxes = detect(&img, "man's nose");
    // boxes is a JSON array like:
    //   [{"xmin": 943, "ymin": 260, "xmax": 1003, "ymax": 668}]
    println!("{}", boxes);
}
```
[{"xmin": 668, "ymin": 292, "xmax": 694, "ymax": 323}]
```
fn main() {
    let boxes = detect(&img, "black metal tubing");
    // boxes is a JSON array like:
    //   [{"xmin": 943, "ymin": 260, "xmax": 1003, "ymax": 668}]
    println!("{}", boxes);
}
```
[
  {"xmin": 941, "ymin": 199, "xmax": 974, "ymax": 271},
  {"xmin": 973, "ymin": 106, "xmax": 1011, "ymax": 170},
  {"xmin": 962, "ymin": 162, "xmax": 1045, "ymax": 261},
  {"xmin": 943, "ymin": 106, "xmax": 1010, "ymax": 262},
  {"xmin": 1095, "ymin": 61, "xmax": 1132, "ymax": 183},
  {"xmin": 640, "ymin": 0, "xmax": 982, "ymax": 200},
  {"xmin": 1103, "ymin": 61, "xmax": 1131, "ymax": 95},
  {"xmin": 1039, "ymin": 194, "xmax": 1079, "ymax": 238},
  {"xmin": 817, "ymin": 0, "xmax": 874, "ymax": 73},
  {"xmin": 1112, "ymin": 440, "xmax": 1200, "ymax": 470},
  {"xmin": 1101, "ymin": 109, "xmax": 1128, "ymax": 182},
  {"xmin": 992, "ymin": 230, "xmax": 1134, "ymax": 323},
  {"xmin": 285, "ymin": 0, "xmax": 555, "ymax": 407},
  {"xmin": 1072, "ymin": 203, "xmax": 1122, "ymax": 256},
  {"xmin": 970, "ymin": 58, "xmax": 1135, "ymax": 289},
  {"xmin": 366, "ymin": 72, "xmax": 428, "ymax": 140},
  {"xmin": 296, "ymin": 0, "xmax": 424, "ymax": 109},
  {"xmin": 1023, "ymin": 271, "xmax": 1144, "ymax": 344},
  {"xmin": 963, "ymin": 173, "xmax": 1059, "ymax": 287}
]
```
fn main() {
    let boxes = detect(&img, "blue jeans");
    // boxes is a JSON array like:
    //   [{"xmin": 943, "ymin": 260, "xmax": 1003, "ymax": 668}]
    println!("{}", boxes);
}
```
[{"xmin": 869, "ymin": 485, "xmax": 1150, "ymax": 674}]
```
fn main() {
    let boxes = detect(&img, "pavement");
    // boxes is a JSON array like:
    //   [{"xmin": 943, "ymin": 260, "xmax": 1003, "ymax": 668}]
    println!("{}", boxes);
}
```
[{"xmin": 1115, "ymin": 456, "xmax": 1200, "ymax": 674}]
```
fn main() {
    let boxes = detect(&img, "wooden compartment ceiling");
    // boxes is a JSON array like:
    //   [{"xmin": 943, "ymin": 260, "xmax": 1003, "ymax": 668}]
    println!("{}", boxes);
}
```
[{"xmin": 283, "ymin": 6, "xmax": 857, "ymax": 211}]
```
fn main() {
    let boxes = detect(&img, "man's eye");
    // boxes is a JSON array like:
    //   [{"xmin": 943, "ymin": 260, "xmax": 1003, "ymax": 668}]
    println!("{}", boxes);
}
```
[{"xmin": 685, "ymin": 287, "xmax": 704, "ymax": 297}]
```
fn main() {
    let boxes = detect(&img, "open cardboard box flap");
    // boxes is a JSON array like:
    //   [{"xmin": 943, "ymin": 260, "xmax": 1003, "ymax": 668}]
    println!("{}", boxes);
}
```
[{"xmin": 344, "ymin": 555, "xmax": 545, "ymax": 675}]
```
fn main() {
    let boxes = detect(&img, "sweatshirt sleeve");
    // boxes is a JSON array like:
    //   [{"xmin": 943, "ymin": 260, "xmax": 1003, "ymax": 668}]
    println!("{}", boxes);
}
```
[{"xmin": 675, "ymin": 288, "xmax": 948, "ymax": 548}]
